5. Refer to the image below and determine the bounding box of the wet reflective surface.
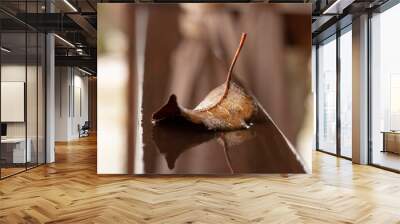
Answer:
[129,5,312,175]
[134,107,307,174]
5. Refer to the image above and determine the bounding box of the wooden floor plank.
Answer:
[0,135,400,223]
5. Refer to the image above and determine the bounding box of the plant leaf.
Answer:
[152,33,257,130]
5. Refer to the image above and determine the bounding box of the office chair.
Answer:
[79,121,90,138]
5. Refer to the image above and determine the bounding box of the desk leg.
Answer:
[382,133,386,152]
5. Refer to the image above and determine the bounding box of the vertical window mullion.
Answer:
[337,29,341,157]
[316,44,320,151]
[25,0,28,171]
[36,0,39,167]
[0,25,2,179]
[367,11,373,165]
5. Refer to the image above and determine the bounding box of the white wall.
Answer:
[1,65,27,142]
[1,63,46,164]
[55,67,89,141]
[1,65,37,137]
[72,73,89,138]
[55,67,69,141]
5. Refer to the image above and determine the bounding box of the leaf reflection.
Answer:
[152,117,255,171]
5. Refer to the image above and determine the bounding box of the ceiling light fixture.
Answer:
[323,0,354,15]
[54,34,75,48]
[76,48,85,56]
[78,67,93,76]
[1,47,11,53]
[63,0,78,12]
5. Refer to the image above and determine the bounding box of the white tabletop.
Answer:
[1,138,28,143]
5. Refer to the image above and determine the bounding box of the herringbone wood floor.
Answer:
[1,135,400,224]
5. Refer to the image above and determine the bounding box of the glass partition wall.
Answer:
[370,3,400,171]
[316,26,352,159]
[317,35,337,155]
[339,28,352,158]
[0,30,27,177]
[0,4,46,179]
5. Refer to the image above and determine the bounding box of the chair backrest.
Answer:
[82,121,90,129]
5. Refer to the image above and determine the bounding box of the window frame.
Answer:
[315,23,353,161]
[367,0,400,173]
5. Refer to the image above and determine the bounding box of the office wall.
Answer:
[72,73,89,138]
[55,67,89,141]
[0,3,48,178]
[1,65,25,139]
[1,64,40,139]
[55,67,70,141]
[1,61,46,173]
[88,77,97,132]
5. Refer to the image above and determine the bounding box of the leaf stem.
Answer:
[225,33,247,92]
[194,32,248,112]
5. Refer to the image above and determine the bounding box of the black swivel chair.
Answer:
[79,121,90,138]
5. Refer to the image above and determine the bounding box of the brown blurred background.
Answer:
[141,4,311,147]
[98,3,313,174]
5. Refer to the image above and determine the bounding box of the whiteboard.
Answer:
[1,82,25,122]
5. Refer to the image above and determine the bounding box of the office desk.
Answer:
[1,138,31,163]
[382,131,400,154]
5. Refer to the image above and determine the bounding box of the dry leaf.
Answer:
[152,33,257,131]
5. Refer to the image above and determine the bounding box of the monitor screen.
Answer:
[1,123,7,137]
